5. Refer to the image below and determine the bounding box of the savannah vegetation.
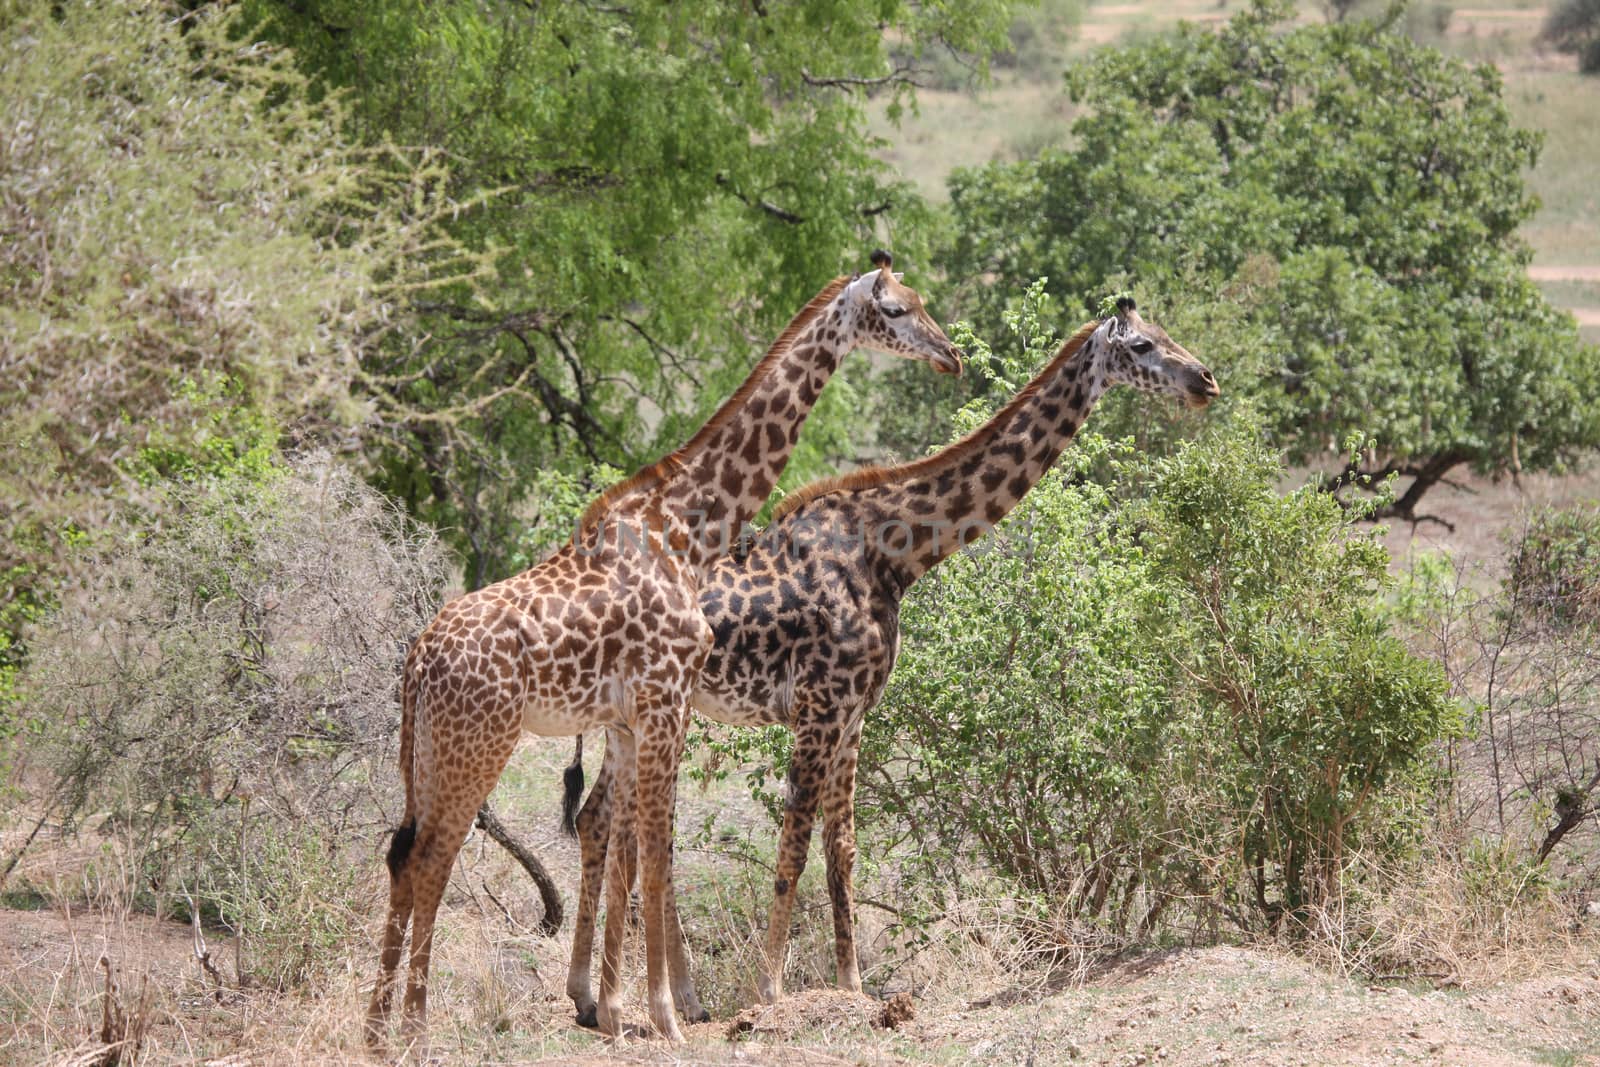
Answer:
[4,0,1600,1062]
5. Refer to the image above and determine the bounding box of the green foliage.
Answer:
[123,374,280,488]
[937,0,1600,518]
[861,414,1458,933]
[244,0,1019,583]
[503,463,626,573]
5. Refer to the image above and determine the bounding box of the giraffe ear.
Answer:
[893,272,904,282]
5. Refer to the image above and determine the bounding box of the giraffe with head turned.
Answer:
[561,298,1218,1021]
[364,253,962,1055]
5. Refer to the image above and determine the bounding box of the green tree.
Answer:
[937,0,1600,523]
[245,0,1018,584]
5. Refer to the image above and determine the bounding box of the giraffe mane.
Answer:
[770,317,1102,522]
[578,275,852,530]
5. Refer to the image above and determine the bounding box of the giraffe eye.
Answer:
[1131,340,1154,355]
[882,305,908,319]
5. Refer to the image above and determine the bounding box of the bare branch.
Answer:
[801,63,925,91]
[476,804,563,936]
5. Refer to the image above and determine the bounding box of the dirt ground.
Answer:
[4,899,1599,1066]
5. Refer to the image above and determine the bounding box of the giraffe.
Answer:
[364,253,962,1056]
[562,299,1217,1021]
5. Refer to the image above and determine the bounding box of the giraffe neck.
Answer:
[845,321,1110,585]
[580,279,855,574]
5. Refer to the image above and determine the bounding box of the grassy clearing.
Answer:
[868,75,1076,202]
[1508,71,1600,267]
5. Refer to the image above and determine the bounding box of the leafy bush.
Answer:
[860,417,1458,935]
[1507,503,1600,631]
[10,455,449,986]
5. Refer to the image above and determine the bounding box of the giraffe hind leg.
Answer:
[398,729,521,1060]
[365,818,417,1049]
[822,723,866,993]
[567,742,613,1029]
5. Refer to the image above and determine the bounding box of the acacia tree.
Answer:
[937,0,1600,523]
[246,0,1017,584]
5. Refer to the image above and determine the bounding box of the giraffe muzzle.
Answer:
[1185,366,1220,408]
[932,345,964,376]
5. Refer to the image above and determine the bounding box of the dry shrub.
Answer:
[1299,834,1590,987]
[8,454,449,989]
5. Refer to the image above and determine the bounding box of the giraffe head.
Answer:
[1100,297,1218,408]
[841,250,963,375]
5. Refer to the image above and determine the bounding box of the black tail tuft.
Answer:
[560,760,585,839]
[385,818,417,878]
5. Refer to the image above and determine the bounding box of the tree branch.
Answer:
[476,804,563,936]
[600,314,702,387]
[1536,763,1600,865]
[801,63,925,91]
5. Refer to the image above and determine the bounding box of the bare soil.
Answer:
[5,901,1600,1066]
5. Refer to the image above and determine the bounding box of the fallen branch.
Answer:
[476,804,563,936]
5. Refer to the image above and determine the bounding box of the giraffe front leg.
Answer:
[758,733,827,1003]
[821,721,865,994]
[664,873,709,1022]
[566,736,615,1029]
[597,731,637,1039]
[634,698,690,1043]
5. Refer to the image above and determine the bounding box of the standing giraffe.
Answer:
[365,253,962,1055]
[563,299,1217,1021]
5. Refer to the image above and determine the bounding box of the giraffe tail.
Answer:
[385,652,420,877]
[559,733,584,838]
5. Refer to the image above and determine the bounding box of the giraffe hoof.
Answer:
[576,1004,599,1030]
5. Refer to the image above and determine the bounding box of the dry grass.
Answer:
[8,730,1600,1065]
[1299,843,1596,989]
